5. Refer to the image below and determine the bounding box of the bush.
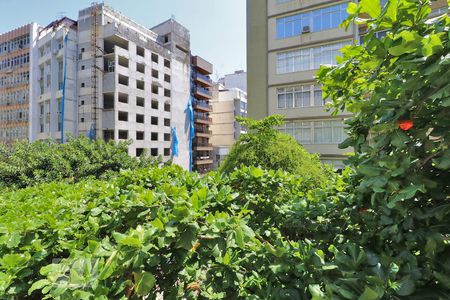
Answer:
[0,165,336,299]
[0,137,156,189]
[220,115,330,185]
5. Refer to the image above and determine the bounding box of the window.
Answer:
[80,117,85,123]
[164,103,170,112]
[103,130,114,142]
[151,116,158,125]
[136,148,144,157]
[136,80,145,90]
[279,119,347,144]
[164,133,170,141]
[136,114,144,123]
[164,89,171,97]
[151,53,158,63]
[136,45,145,57]
[150,148,158,156]
[136,63,145,73]
[136,97,145,107]
[164,148,170,156]
[164,74,171,83]
[81,65,85,70]
[151,100,158,109]
[118,93,128,104]
[136,131,144,140]
[277,85,311,108]
[276,3,348,39]
[152,69,158,78]
[164,59,170,68]
[164,118,170,127]
[151,132,158,141]
[118,130,128,139]
[152,84,159,94]
[118,74,129,86]
[276,41,351,74]
[81,82,85,88]
[118,111,128,121]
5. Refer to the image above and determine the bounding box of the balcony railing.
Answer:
[193,72,212,84]
[194,141,213,147]
[194,113,212,123]
[193,100,212,111]
[193,86,212,97]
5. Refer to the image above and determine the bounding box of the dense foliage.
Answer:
[315,0,450,297]
[0,165,340,299]
[0,138,155,189]
[219,115,329,185]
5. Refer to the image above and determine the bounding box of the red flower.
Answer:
[398,120,414,131]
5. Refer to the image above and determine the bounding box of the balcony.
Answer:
[193,86,212,100]
[194,113,212,125]
[194,140,213,151]
[193,100,212,112]
[193,72,212,87]
[191,55,213,75]
[194,158,213,165]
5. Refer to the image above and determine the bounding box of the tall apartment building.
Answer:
[191,55,214,173]
[0,23,39,143]
[76,4,190,166]
[210,84,247,168]
[247,0,448,168]
[30,18,78,142]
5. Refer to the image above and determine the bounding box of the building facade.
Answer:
[30,18,78,142]
[247,0,448,168]
[0,23,39,143]
[191,55,214,173]
[210,84,247,168]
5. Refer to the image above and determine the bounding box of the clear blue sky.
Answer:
[0,0,246,79]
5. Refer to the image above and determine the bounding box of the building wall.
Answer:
[247,0,268,120]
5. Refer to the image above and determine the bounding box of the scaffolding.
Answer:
[89,3,99,139]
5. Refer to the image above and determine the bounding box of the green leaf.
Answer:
[133,271,156,296]
[151,218,164,231]
[394,277,415,296]
[308,284,327,300]
[358,286,380,300]
[347,2,359,15]
[434,272,450,289]
[249,167,264,178]
[422,34,443,57]
[28,279,50,295]
[360,0,381,18]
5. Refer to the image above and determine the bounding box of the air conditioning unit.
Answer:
[302,26,311,33]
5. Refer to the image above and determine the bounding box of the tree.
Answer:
[219,115,330,185]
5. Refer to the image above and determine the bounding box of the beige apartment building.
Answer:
[247,0,448,167]
[210,84,247,168]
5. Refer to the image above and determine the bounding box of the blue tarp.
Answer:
[186,96,195,171]
[60,34,68,143]
[171,126,179,157]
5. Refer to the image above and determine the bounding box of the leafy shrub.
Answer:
[0,137,156,189]
[0,165,334,299]
[219,115,330,186]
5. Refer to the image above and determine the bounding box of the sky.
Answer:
[0,0,246,79]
